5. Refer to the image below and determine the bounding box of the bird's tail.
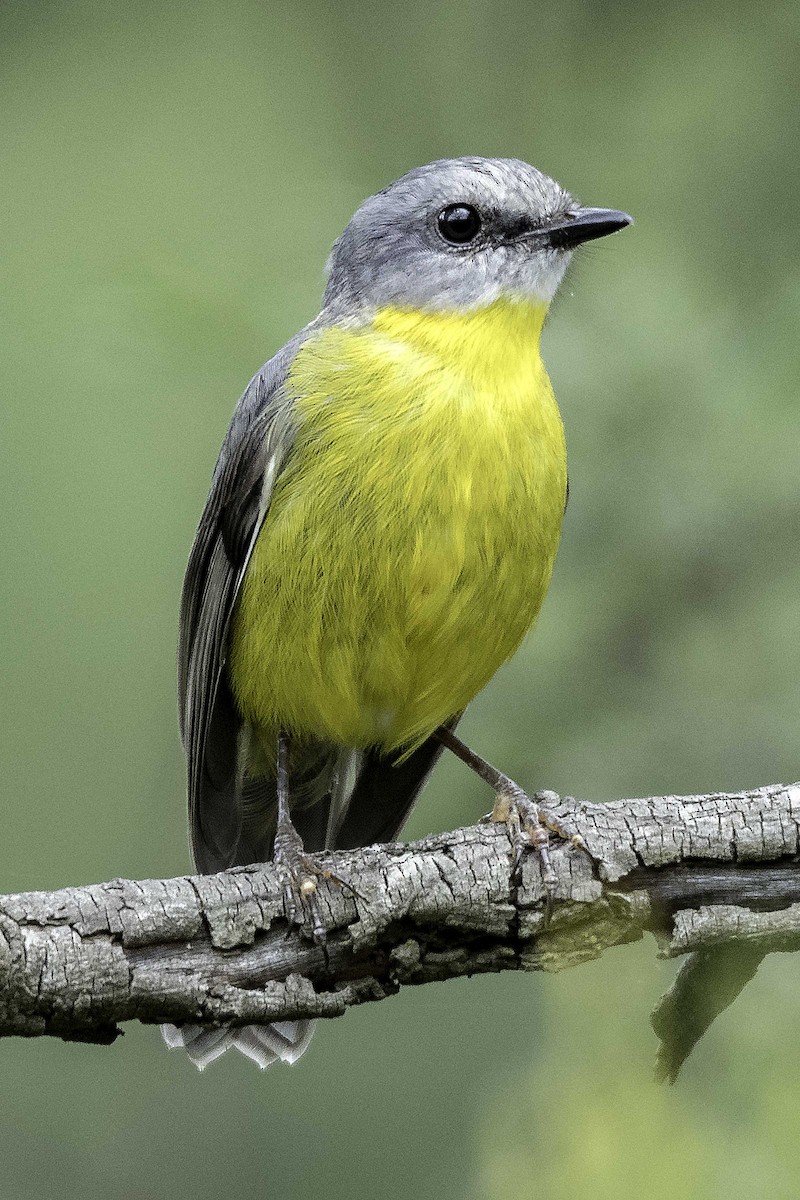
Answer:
[160,1020,315,1070]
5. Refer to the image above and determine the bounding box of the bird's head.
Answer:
[323,156,631,314]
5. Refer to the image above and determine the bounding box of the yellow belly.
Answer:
[229,298,566,752]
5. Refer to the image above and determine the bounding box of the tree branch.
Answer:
[1,782,798,1065]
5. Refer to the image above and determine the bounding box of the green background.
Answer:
[1,1,798,1197]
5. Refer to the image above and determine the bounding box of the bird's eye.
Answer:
[437,204,482,245]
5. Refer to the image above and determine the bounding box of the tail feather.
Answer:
[161,1020,315,1070]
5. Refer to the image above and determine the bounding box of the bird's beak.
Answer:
[544,207,633,249]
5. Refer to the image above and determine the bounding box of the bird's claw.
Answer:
[489,785,589,913]
[273,825,361,942]
[273,825,329,941]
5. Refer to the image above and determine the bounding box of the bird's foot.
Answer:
[272,824,362,942]
[433,726,591,908]
[272,824,340,942]
[486,785,589,903]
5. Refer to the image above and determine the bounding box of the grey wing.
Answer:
[179,346,299,874]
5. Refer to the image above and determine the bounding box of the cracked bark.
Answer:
[0,781,798,1076]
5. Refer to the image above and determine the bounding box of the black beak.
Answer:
[544,207,633,249]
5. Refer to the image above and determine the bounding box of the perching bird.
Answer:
[162,157,631,1069]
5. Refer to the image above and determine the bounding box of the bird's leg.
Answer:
[272,731,362,940]
[271,729,330,941]
[434,726,588,900]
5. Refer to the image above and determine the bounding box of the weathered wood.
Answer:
[0,782,796,1054]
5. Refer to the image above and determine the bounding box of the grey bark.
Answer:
[0,782,797,1068]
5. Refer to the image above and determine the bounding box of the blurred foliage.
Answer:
[0,0,798,1197]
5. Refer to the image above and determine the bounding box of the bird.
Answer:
[161,156,631,1069]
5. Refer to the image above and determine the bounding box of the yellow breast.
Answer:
[229,298,566,753]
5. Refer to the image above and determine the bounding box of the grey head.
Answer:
[323,156,631,315]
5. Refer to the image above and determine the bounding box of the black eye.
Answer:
[437,204,482,245]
